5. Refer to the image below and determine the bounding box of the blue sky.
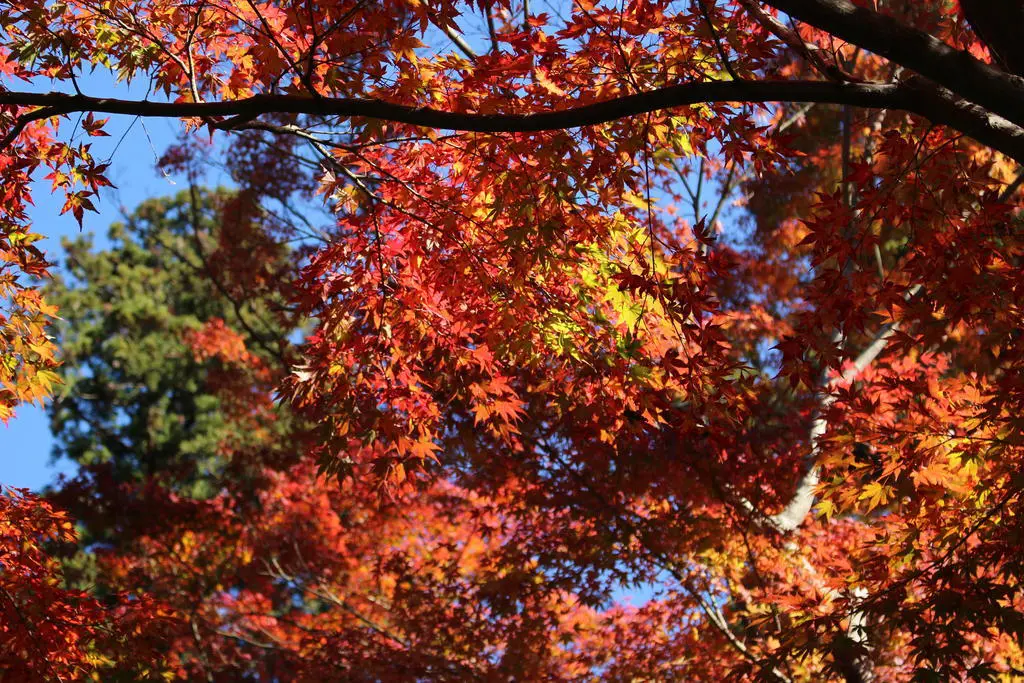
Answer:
[1,74,189,490]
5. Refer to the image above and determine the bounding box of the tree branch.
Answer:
[762,0,1024,127]
[735,0,840,80]
[768,307,910,532]
[961,0,1024,77]
[3,78,1024,161]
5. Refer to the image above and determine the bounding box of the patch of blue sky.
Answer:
[0,68,216,490]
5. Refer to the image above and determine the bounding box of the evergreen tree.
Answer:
[47,188,300,505]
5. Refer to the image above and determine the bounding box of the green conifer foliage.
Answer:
[47,189,299,503]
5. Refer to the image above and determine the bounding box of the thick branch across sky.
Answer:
[764,0,1024,126]
[3,78,1024,163]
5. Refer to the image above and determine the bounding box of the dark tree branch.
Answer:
[3,78,1024,162]
[762,0,1024,126]
[960,0,1024,77]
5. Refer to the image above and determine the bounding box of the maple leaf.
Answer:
[858,481,892,512]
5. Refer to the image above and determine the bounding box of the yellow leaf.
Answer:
[623,191,650,211]
[858,482,891,512]
[535,68,566,97]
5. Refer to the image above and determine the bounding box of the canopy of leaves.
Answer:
[0,0,1024,680]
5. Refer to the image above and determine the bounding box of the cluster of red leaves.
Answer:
[0,488,174,680]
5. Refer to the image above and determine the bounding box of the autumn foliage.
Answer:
[2,0,1024,680]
